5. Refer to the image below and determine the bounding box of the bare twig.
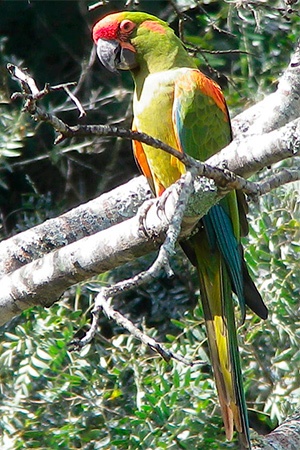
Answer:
[69,168,300,353]
[88,1,107,12]
[62,85,86,118]
[7,63,85,117]
[71,292,193,365]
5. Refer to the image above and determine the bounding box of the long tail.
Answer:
[197,249,250,447]
[183,201,264,449]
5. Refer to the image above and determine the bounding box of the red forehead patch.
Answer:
[92,13,124,43]
[140,20,167,35]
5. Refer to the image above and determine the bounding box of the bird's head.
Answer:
[92,12,176,73]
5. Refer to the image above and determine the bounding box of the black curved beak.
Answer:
[96,39,137,72]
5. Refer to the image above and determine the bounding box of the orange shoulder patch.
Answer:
[176,70,228,119]
[140,20,167,35]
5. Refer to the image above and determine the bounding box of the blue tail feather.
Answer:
[203,205,246,319]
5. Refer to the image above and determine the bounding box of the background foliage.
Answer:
[0,1,299,449]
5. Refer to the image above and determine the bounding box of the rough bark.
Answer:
[0,177,152,277]
[253,410,300,450]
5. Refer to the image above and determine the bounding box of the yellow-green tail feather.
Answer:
[189,228,251,449]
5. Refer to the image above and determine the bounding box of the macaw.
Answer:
[92,11,268,448]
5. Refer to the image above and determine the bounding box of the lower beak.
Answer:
[96,39,137,72]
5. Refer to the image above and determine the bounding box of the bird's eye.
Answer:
[119,20,136,34]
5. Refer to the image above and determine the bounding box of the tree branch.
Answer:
[253,409,300,450]
[75,291,193,365]
[0,177,153,277]
[0,207,158,326]
[0,147,236,327]
[208,117,300,177]
[0,173,211,326]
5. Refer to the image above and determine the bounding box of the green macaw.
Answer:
[92,11,268,448]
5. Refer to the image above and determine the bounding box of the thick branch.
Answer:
[1,163,297,286]
[208,118,300,177]
[0,213,158,326]
[0,176,217,326]
[1,162,299,326]
[0,177,152,277]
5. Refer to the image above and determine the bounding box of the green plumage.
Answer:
[93,11,268,449]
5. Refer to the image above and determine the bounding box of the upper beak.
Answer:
[96,39,137,72]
